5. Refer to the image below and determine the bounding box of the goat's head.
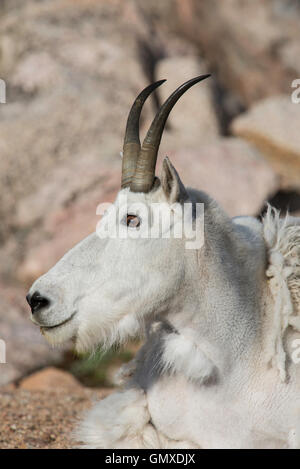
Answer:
[26,76,268,356]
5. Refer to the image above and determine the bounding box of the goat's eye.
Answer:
[126,214,141,228]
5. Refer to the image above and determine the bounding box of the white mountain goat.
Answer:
[27,76,300,449]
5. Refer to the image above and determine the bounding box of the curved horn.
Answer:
[130,74,211,193]
[121,80,166,189]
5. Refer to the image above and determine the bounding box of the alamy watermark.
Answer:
[96,195,204,249]
[0,79,6,104]
[291,339,300,365]
[0,339,6,364]
[291,79,300,103]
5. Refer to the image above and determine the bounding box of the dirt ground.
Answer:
[0,387,111,449]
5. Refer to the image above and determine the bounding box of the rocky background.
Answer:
[0,0,300,448]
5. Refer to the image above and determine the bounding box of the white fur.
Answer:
[75,388,151,448]
[161,332,216,383]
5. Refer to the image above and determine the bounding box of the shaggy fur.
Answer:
[263,206,300,381]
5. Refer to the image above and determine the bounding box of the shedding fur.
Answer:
[263,205,300,381]
[161,332,217,383]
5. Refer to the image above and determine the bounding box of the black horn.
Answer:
[121,80,166,189]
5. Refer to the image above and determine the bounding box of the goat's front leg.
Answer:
[76,387,158,448]
[76,386,199,449]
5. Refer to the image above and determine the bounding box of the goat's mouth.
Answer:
[40,312,77,332]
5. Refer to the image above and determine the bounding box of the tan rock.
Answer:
[16,154,120,229]
[154,0,299,107]
[12,52,63,93]
[279,40,300,76]
[155,56,219,155]
[17,165,120,286]
[158,137,278,217]
[231,95,300,190]
[0,0,148,244]
[19,367,82,392]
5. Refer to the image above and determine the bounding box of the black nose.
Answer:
[26,291,50,313]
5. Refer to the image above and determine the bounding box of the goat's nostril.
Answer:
[26,291,50,313]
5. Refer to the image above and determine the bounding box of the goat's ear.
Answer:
[160,157,189,204]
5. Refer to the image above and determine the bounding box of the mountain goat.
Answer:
[27,76,300,449]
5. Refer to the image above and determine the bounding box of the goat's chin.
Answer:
[40,318,78,346]
[74,311,144,354]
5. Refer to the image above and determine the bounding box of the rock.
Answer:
[16,154,120,230]
[231,95,300,190]
[158,137,279,216]
[140,0,300,107]
[19,367,83,392]
[155,56,219,155]
[0,0,149,247]
[0,283,63,387]
[279,40,300,76]
[17,164,120,286]
[0,387,112,449]
[12,52,62,93]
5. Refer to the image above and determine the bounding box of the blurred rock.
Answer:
[17,162,120,286]
[155,56,219,154]
[0,283,63,387]
[0,0,148,245]
[12,52,62,93]
[158,137,279,216]
[140,0,300,107]
[231,95,300,190]
[279,40,300,76]
[19,367,83,392]
[16,154,120,229]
